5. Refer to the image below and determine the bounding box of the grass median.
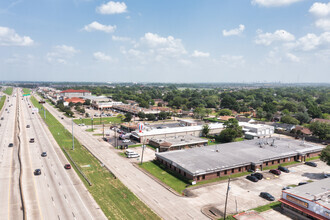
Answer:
[22,88,31,94]
[4,87,13,95]
[0,96,6,111]
[74,117,122,125]
[30,96,159,220]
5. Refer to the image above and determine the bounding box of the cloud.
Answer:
[191,50,210,58]
[96,1,127,14]
[220,55,245,67]
[315,19,330,31]
[222,24,245,37]
[290,32,330,51]
[83,21,116,33]
[309,2,330,17]
[0,26,33,46]
[255,29,295,46]
[286,53,300,62]
[112,35,131,41]
[251,0,303,7]
[93,52,114,62]
[47,45,79,64]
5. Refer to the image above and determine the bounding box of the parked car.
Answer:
[278,166,289,173]
[64,164,71,169]
[29,138,35,143]
[125,149,139,158]
[251,172,263,180]
[269,169,281,175]
[26,125,30,128]
[282,186,293,190]
[1,117,4,120]
[8,143,14,147]
[305,162,317,167]
[122,139,130,143]
[246,175,259,182]
[34,169,41,175]
[41,152,47,157]
[298,182,308,186]
[323,173,330,178]
[260,192,275,201]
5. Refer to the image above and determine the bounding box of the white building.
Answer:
[60,89,91,98]
[239,122,274,139]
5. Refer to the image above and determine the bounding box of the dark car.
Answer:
[298,182,308,186]
[278,166,289,173]
[29,138,35,143]
[269,169,281,175]
[64,164,71,169]
[251,172,263,180]
[26,125,30,128]
[8,143,14,147]
[282,186,293,190]
[246,175,259,182]
[260,192,275,201]
[41,152,47,157]
[305,162,317,167]
[34,169,41,175]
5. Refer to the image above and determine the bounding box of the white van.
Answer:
[125,149,139,158]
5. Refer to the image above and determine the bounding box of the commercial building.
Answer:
[149,136,208,152]
[156,138,323,182]
[60,89,91,98]
[240,122,275,139]
[280,178,330,220]
[64,97,85,104]
[112,104,160,115]
[131,123,224,143]
[178,119,198,126]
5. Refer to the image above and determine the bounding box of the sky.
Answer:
[0,0,330,83]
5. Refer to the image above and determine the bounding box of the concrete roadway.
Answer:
[0,90,23,219]
[21,95,106,220]
[36,95,208,220]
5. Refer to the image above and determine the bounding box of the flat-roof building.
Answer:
[149,136,208,152]
[240,122,275,139]
[156,138,323,182]
[60,89,91,98]
[280,178,330,220]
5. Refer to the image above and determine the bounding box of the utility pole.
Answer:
[44,107,46,119]
[72,118,74,150]
[140,140,146,165]
[223,178,231,219]
[102,122,105,139]
[91,117,94,131]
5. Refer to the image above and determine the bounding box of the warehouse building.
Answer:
[240,122,274,139]
[280,178,330,220]
[60,89,91,98]
[156,138,323,182]
[149,135,208,152]
[131,123,224,143]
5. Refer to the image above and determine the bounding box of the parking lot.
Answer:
[189,161,330,217]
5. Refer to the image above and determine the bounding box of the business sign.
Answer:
[32,108,39,113]
[287,195,309,208]
[23,94,30,96]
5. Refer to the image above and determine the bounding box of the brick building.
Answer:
[156,138,323,182]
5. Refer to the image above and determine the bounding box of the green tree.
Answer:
[202,124,210,137]
[146,114,156,121]
[138,111,146,120]
[158,111,168,120]
[295,112,310,124]
[320,145,330,166]
[217,109,232,116]
[309,122,330,140]
[117,114,125,121]
[124,113,132,122]
[84,99,91,105]
[281,115,300,125]
[216,129,238,143]
[205,109,212,117]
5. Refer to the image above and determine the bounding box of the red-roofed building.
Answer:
[65,97,85,104]
[60,89,91,98]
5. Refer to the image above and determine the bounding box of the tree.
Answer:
[138,111,146,120]
[307,104,322,118]
[281,115,300,125]
[124,113,132,122]
[295,112,310,124]
[193,107,206,119]
[309,122,330,140]
[320,145,330,166]
[202,124,210,137]
[117,114,125,121]
[216,118,243,143]
[84,99,91,105]
[68,102,74,107]
[158,111,168,120]
[217,109,232,116]
[146,114,156,121]
[205,108,212,117]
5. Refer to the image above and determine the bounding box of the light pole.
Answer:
[91,117,94,131]
[223,178,231,219]
[102,122,105,139]
[140,140,146,165]
[72,118,74,150]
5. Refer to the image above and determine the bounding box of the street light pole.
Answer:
[223,177,231,219]
[102,122,105,139]
[140,140,146,165]
[72,118,74,150]
[91,117,94,131]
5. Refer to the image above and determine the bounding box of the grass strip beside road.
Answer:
[305,156,320,162]
[30,96,159,220]
[251,201,281,212]
[4,87,13,95]
[22,88,31,94]
[0,96,6,111]
[74,117,122,125]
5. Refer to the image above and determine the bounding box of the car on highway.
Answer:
[269,169,281,175]
[34,169,41,175]
[29,138,35,143]
[305,161,317,167]
[26,125,30,128]
[1,117,3,120]
[32,112,34,114]
[8,143,14,147]
[323,173,330,178]
[246,175,259,182]
[298,182,308,186]
[41,152,47,157]
[278,166,290,173]
[251,172,263,180]
[64,164,71,169]
[260,192,275,201]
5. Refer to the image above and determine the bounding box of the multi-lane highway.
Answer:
[0,89,106,220]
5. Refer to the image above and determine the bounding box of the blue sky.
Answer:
[1,0,330,83]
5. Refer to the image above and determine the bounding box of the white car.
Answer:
[122,139,130,143]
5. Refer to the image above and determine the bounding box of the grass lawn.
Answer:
[3,87,13,95]
[262,160,300,171]
[85,128,96,132]
[139,160,191,193]
[201,137,221,145]
[193,171,252,187]
[0,96,6,111]
[305,156,320,162]
[22,88,31,94]
[251,201,281,212]
[30,96,159,220]
[73,117,122,125]
[234,137,244,142]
